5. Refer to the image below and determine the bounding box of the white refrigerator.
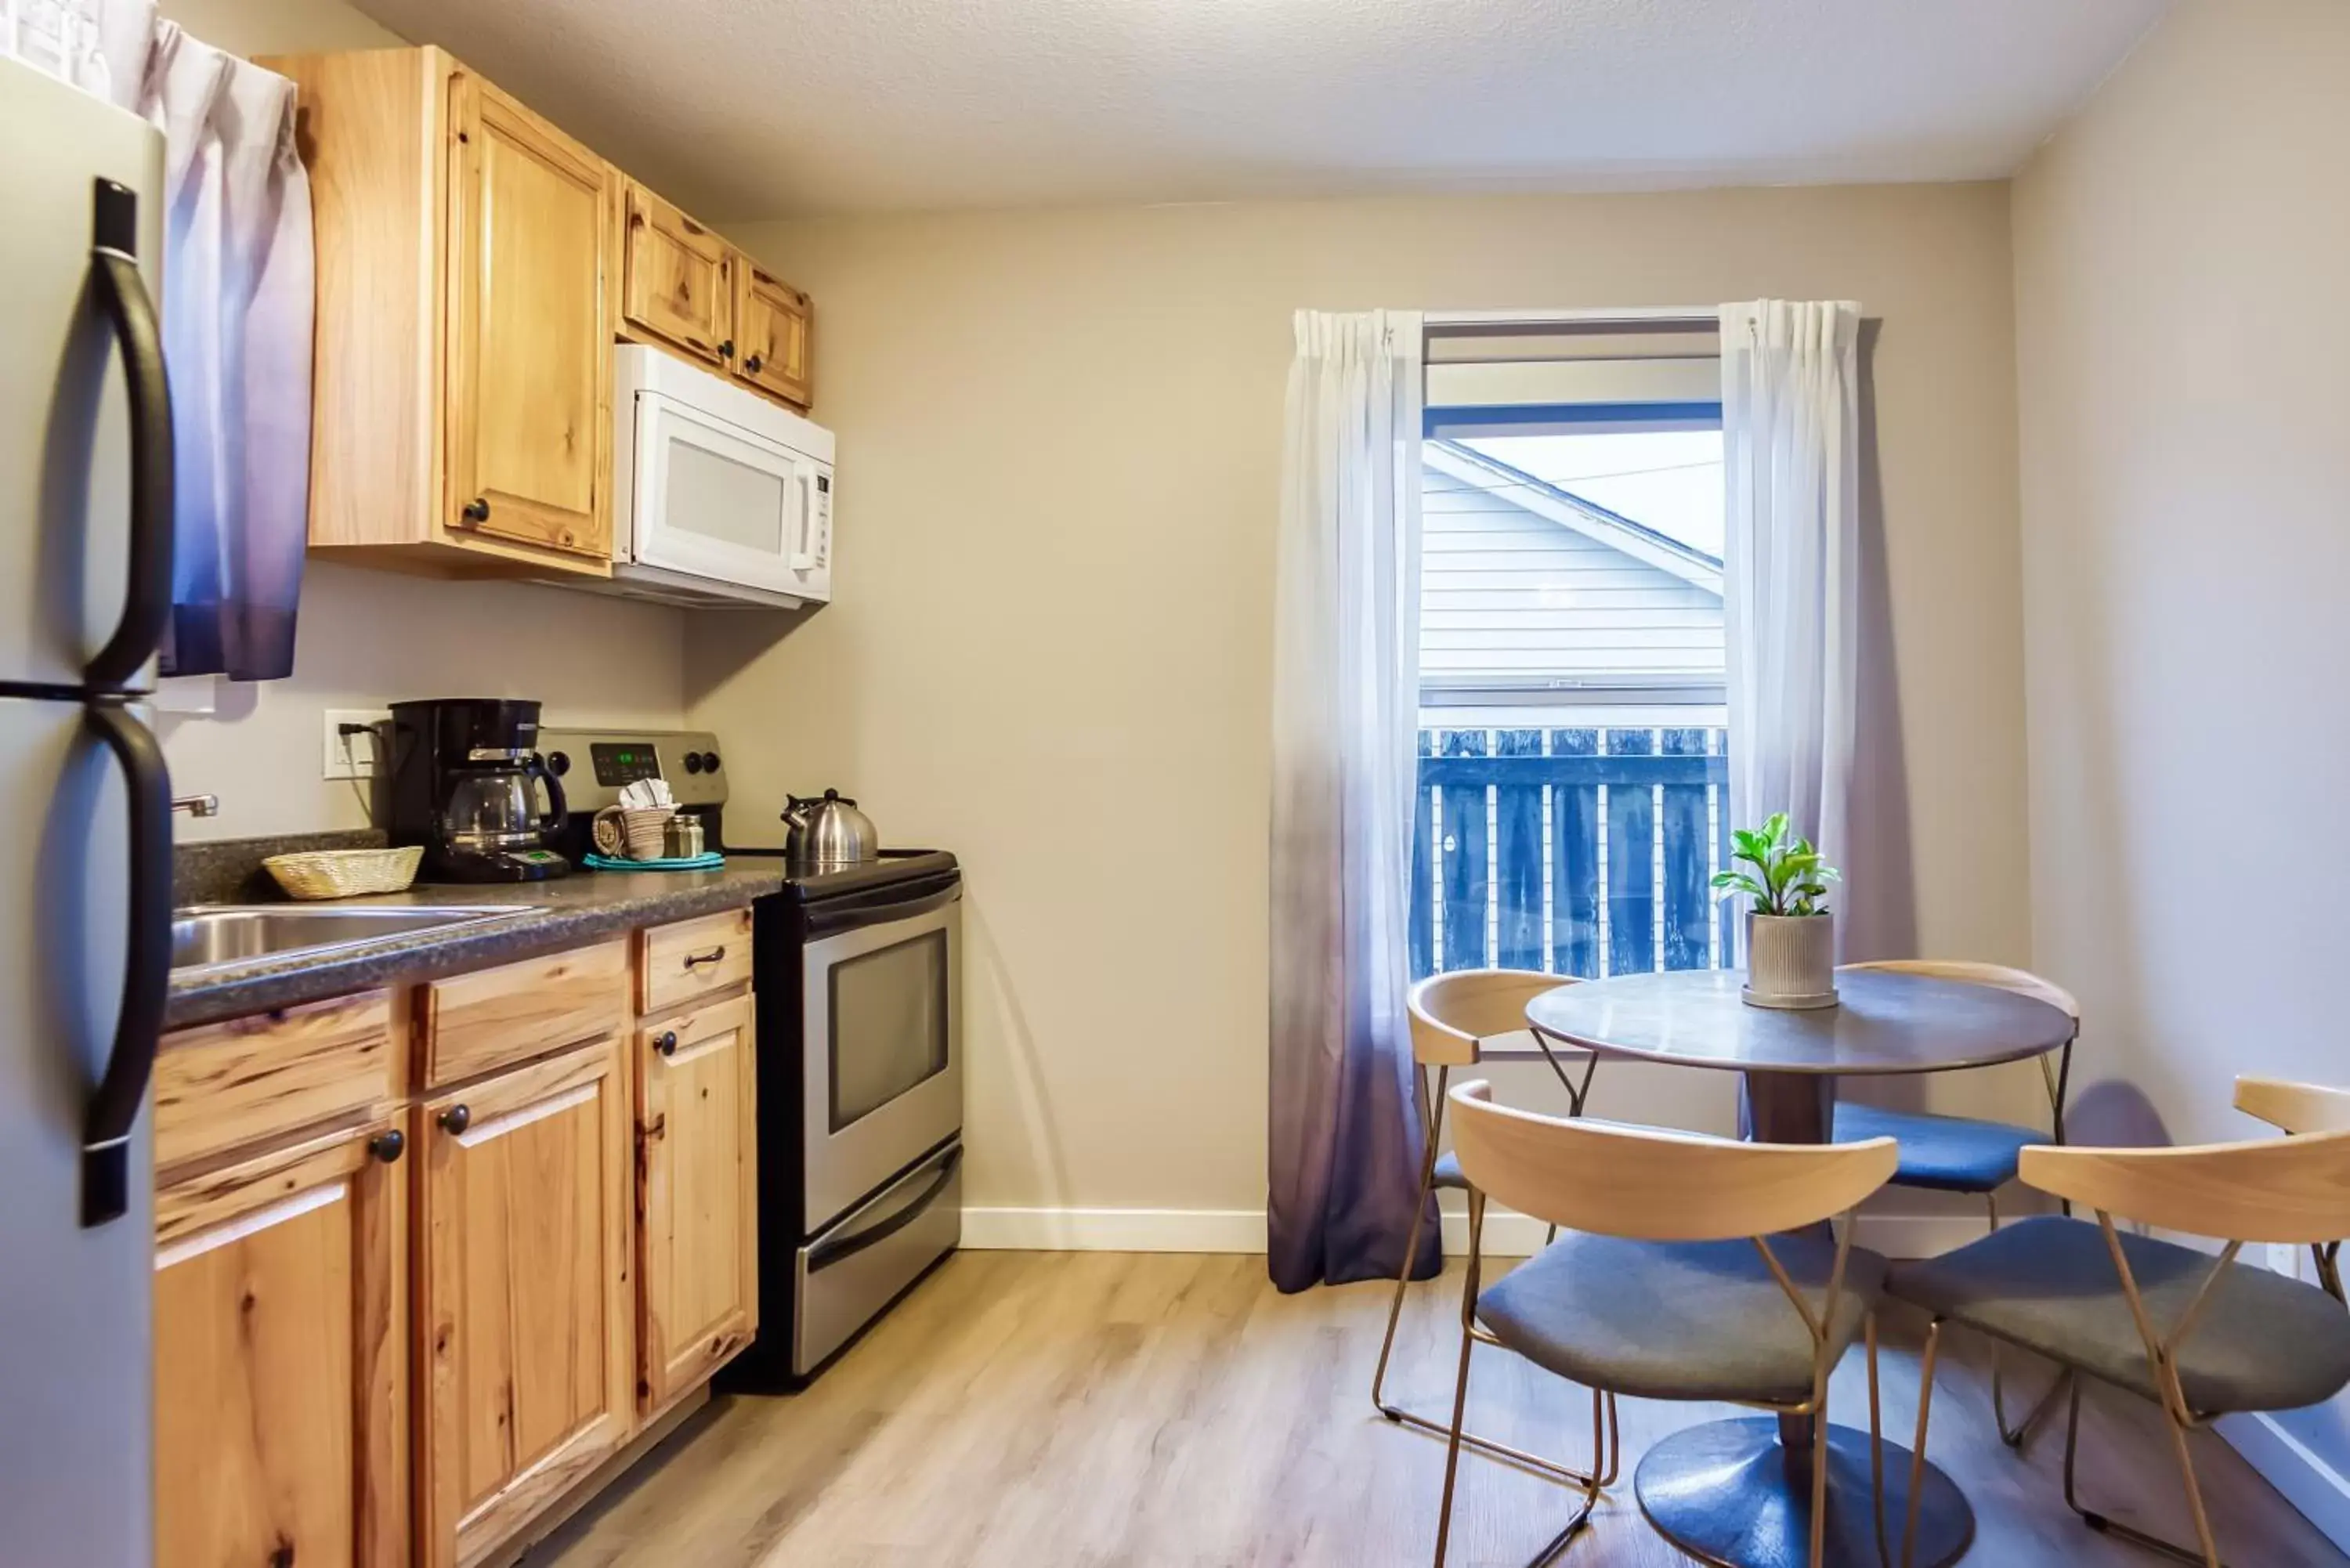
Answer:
[0,53,175,1568]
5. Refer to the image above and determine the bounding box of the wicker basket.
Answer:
[262,845,425,901]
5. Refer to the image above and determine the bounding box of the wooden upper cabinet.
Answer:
[262,47,615,579]
[636,995,758,1411]
[446,72,613,561]
[733,262,813,408]
[155,1117,409,1568]
[620,180,734,367]
[418,1038,632,1568]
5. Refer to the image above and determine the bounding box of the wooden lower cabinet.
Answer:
[154,1116,410,1568]
[419,1038,634,1568]
[636,994,759,1411]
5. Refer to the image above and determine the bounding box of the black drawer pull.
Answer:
[682,946,726,970]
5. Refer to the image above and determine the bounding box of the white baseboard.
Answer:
[960,1207,1976,1260]
[2218,1411,2350,1556]
[960,1207,1267,1252]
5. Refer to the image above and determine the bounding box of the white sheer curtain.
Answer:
[1719,300,1862,954]
[1267,309,1435,1292]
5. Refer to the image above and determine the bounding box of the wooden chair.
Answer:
[1833,959,2081,1443]
[1435,1079,1899,1567]
[2235,1075,2350,1302]
[1881,1077,2350,1566]
[1372,970,1617,1490]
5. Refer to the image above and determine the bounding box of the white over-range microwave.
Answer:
[598,344,835,609]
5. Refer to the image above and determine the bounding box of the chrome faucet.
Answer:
[170,793,219,818]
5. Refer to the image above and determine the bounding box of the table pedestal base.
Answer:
[1635,1416,1972,1568]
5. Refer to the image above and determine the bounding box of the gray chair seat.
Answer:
[1833,1102,2039,1193]
[1431,1151,1468,1191]
[1886,1216,2350,1414]
[1475,1230,1887,1406]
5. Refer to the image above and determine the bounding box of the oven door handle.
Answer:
[805,1145,963,1274]
[802,880,960,940]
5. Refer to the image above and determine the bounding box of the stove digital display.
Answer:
[589,742,665,787]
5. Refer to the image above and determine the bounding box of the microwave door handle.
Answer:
[789,468,815,571]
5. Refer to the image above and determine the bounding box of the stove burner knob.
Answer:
[701,751,721,772]
[545,750,570,776]
[683,753,704,775]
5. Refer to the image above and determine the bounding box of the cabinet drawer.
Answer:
[154,991,394,1172]
[638,908,753,1015]
[423,939,628,1087]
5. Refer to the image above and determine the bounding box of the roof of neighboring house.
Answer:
[1424,439,1722,594]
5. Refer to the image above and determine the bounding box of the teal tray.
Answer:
[582,851,726,873]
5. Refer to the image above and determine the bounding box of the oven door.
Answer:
[801,882,960,1231]
[630,390,830,600]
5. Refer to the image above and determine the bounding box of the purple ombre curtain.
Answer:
[1267,310,1440,1291]
[137,18,313,680]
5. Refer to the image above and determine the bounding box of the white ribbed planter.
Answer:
[1744,912,1838,1010]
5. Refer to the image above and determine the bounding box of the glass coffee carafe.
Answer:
[440,761,566,856]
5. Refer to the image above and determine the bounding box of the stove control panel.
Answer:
[536,728,728,811]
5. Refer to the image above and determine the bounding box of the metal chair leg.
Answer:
[2061,1378,2228,1566]
[1900,1317,1944,1568]
[1981,1193,2071,1450]
[1376,1067,1615,1491]
[1430,1198,1480,1568]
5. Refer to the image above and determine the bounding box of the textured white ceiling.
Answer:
[354,0,2169,219]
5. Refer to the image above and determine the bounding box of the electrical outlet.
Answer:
[323,709,392,780]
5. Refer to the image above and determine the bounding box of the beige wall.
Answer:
[700,186,2035,1221]
[2012,0,2350,1512]
[154,0,693,844]
[2014,0,2350,1148]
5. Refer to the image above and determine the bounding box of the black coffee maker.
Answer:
[386,699,572,883]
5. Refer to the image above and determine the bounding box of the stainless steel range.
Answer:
[538,727,963,1389]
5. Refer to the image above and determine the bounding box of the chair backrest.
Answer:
[1408,969,1580,1067]
[2235,1076,2350,1136]
[2020,1130,2350,1246]
[1447,1080,1897,1241]
[1840,959,2079,1020]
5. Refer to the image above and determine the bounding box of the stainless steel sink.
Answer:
[170,905,537,977]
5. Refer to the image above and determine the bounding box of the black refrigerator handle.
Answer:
[84,179,175,692]
[81,700,172,1227]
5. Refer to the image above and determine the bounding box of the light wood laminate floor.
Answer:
[528,1252,2346,1567]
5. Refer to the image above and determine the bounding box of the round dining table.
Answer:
[1523,966,2077,1568]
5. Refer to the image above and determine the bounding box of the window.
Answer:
[1410,321,1732,981]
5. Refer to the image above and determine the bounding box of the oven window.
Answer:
[829,930,950,1131]
[663,435,790,553]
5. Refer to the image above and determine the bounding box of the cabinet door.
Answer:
[445,71,613,560]
[732,262,812,408]
[419,1039,632,1568]
[621,182,733,367]
[155,1118,409,1568]
[637,994,758,1411]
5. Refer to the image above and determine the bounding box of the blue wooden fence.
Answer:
[1409,726,1733,981]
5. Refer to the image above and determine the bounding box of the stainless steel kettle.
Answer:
[782,789,879,868]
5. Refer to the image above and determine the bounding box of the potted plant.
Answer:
[1712,812,1842,1009]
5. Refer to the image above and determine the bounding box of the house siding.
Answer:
[1421,470,1723,683]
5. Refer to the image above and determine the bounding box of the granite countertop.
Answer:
[165,864,787,1031]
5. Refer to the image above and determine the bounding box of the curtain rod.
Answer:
[1424,308,1720,334]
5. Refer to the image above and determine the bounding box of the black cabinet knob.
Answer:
[718,339,735,359]
[656,1031,678,1057]
[368,1129,406,1164]
[439,1104,472,1134]
[461,497,490,524]
[744,353,764,374]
